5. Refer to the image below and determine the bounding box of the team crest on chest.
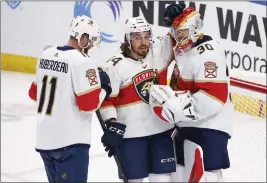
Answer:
[204,61,218,78]
[132,69,158,104]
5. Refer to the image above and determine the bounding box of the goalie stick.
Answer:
[96,110,129,183]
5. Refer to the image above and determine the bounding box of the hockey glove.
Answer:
[149,85,196,124]
[163,3,186,26]
[97,68,112,99]
[101,121,126,157]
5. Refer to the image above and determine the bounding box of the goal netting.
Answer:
[230,70,266,119]
[225,70,266,181]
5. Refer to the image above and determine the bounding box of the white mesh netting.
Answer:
[230,70,266,119]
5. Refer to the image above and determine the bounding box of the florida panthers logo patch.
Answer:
[204,61,217,78]
[86,69,98,86]
[132,70,158,104]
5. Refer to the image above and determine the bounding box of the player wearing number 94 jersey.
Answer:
[28,15,112,183]
[99,16,179,182]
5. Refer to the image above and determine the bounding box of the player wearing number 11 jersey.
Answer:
[28,15,111,183]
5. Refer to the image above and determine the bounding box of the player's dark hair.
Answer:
[120,35,131,55]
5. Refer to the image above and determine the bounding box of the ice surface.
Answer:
[1,71,266,182]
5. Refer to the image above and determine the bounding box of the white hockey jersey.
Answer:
[100,36,175,138]
[28,45,106,150]
[170,36,234,136]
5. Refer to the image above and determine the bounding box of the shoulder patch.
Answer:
[86,69,98,86]
[204,61,218,78]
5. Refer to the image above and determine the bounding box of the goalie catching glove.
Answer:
[149,85,196,124]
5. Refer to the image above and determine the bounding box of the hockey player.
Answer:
[99,17,178,182]
[28,15,112,183]
[149,5,234,182]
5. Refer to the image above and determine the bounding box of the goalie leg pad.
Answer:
[174,127,231,170]
[172,134,226,182]
[204,169,224,182]
[171,166,225,182]
[184,139,205,182]
[171,139,205,182]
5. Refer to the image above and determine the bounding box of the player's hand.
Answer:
[97,68,112,99]
[149,85,196,123]
[163,3,186,26]
[101,121,126,157]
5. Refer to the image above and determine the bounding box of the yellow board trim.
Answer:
[1,53,38,74]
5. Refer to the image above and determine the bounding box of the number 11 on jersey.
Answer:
[37,75,58,116]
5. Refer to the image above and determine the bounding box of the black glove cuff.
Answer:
[106,121,126,136]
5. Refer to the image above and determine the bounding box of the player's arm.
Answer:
[71,60,107,112]
[190,45,229,121]
[99,58,122,122]
[154,3,185,64]
[28,58,40,101]
[29,80,37,101]
[99,58,126,158]
[152,34,176,67]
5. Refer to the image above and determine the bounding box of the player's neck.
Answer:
[66,39,82,52]
[129,51,144,61]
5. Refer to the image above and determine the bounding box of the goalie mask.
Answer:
[170,7,203,55]
[70,15,101,49]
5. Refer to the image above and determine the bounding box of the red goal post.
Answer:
[230,70,266,119]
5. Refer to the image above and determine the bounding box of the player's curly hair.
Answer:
[120,35,131,55]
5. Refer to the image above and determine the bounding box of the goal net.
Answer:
[230,70,266,119]
[226,70,266,182]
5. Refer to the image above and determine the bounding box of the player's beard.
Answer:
[132,45,149,57]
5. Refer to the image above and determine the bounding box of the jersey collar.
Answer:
[57,45,75,51]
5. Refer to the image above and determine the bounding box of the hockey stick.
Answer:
[95,110,129,183]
